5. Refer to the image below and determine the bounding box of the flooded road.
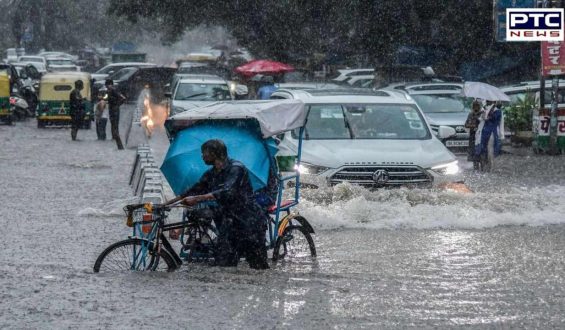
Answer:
[1,107,565,329]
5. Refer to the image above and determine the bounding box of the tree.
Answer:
[107,0,537,72]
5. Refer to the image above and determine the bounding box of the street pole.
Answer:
[548,0,561,154]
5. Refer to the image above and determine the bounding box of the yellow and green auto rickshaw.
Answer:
[0,72,12,125]
[36,72,93,128]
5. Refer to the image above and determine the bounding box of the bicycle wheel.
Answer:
[93,238,176,273]
[273,225,316,261]
[181,224,217,263]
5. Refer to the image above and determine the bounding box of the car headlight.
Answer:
[295,162,329,175]
[431,161,460,175]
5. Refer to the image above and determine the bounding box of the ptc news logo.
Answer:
[507,8,564,42]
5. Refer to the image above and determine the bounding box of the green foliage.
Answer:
[504,93,535,134]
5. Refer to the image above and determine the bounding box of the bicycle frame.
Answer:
[131,206,185,269]
[268,126,305,247]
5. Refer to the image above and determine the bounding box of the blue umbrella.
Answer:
[161,121,278,195]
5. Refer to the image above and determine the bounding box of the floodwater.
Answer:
[1,106,565,329]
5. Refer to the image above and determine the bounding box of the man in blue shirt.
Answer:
[257,75,277,100]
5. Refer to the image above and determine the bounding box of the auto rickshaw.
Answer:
[0,72,11,125]
[36,72,93,128]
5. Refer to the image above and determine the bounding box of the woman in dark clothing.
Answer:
[465,100,482,169]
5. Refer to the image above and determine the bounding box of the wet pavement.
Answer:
[1,106,565,329]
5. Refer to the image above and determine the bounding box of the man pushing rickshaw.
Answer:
[94,100,316,273]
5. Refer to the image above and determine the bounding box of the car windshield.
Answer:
[174,83,231,101]
[411,94,468,113]
[299,103,430,140]
[108,67,137,80]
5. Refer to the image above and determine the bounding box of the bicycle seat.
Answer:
[267,200,295,214]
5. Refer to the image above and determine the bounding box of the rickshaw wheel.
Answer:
[273,225,316,261]
[93,238,176,273]
[37,120,45,128]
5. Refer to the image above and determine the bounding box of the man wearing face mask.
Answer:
[166,139,269,269]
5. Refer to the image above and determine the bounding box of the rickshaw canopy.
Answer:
[165,100,307,139]
[39,72,92,101]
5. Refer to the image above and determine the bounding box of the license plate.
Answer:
[446,140,469,147]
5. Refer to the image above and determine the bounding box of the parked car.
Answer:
[177,62,214,74]
[345,74,375,88]
[275,82,342,90]
[101,67,176,101]
[4,48,18,63]
[38,51,77,62]
[382,83,469,152]
[18,56,47,69]
[499,80,565,104]
[91,62,156,82]
[269,88,462,188]
[45,57,79,72]
[16,60,47,74]
[170,75,233,115]
[332,68,374,82]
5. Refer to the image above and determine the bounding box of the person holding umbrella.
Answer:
[475,100,504,171]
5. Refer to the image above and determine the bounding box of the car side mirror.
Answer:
[108,70,114,75]
[437,126,456,139]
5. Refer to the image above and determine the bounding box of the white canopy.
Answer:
[167,100,307,138]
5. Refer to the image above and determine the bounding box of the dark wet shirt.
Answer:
[465,111,481,132]
[69,89,84,117]
[106,86,124,112]
[182,159,267,231]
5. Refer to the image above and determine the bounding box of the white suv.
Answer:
[170,75,233,115]
[270,89,463,188]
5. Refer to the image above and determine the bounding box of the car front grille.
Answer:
[329,166,432,187]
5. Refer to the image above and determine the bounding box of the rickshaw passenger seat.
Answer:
[267,200,296,214]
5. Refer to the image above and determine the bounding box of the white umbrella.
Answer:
[461,81,510,102]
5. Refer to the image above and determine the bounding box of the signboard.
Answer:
[542,41,565,75]
[494,0,537,42]
[506,8,564,41]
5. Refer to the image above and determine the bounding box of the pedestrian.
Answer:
[69,80,85,141]
[94,93,109,140]
[475,100,504,171]
[257,76,277,100]
[166,139,270,270]
[105,79,126,150]
[465,100,482,169]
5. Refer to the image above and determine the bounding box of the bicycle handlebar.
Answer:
[123,200,186,213]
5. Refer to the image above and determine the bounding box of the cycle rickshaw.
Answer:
[93,100,316,272]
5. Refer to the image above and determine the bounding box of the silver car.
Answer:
[389,83,470,152]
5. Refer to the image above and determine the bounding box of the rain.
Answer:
[1,0,565,329]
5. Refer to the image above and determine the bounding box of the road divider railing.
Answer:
[130,144,166,204]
